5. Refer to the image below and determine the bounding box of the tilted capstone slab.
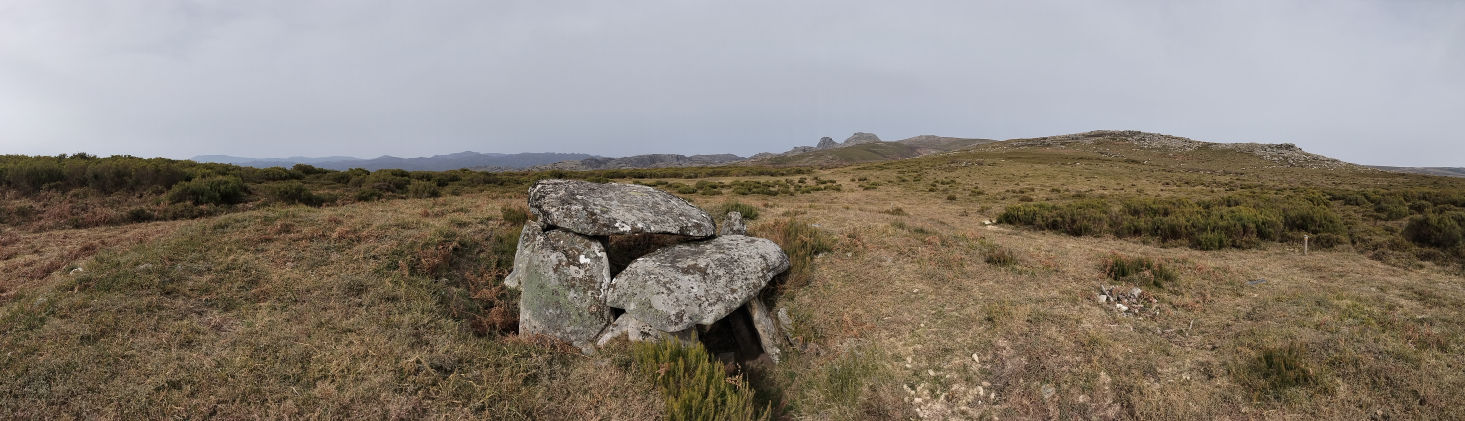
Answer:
[605,235,791,332]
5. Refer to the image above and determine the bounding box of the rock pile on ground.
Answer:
[503,179,792,363]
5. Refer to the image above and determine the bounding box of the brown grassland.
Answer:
[3,134,1465,419]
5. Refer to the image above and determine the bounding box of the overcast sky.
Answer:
[1,1,1462,166]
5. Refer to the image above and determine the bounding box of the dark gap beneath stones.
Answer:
[604,233,698,277]
[698,305,766,366]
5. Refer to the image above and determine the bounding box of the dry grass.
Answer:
[4,139,1465,419]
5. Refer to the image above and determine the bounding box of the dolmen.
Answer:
[503,179,792,363]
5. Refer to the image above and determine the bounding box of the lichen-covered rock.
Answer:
[528,179,715,237]
[594,314,698,348]
[515,227,613,351]
[719,211,746,236]
[605,235,790,332]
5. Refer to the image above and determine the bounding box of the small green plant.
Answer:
[1243,343,1317,399]
[712,201,761,221]
[632,340,767,421]
[879,207,908,216]
[982,243,1019,267]
[269,181,326,206]
[1102,254,1177,290]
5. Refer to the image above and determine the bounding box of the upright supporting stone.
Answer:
[515,228,613,352]
[745,297,784,363]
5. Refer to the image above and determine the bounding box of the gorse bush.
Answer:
[1403,211,1465,250]
[165,176,248,205]
[632,340,767,421]
[1102,254,1177,290]
[269,181,326,206]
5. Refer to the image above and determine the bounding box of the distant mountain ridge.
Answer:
[533,154,744,171]
[193,151,594,171]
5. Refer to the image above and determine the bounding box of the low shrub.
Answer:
[632,340,767,421]
[712,201,761,221]
[1403,211,1465,249]
[407,180,441,198]
[755,218,834,291]
[165,176,248,205]
[269,181,326,206]
[983,244,1018,267]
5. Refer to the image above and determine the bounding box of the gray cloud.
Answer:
[1,0,1461,165]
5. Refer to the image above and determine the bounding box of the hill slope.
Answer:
[6,131,1465,419]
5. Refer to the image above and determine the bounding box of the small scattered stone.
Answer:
[69,267,83,275]
[719,211,747,235]
[1116,303,1129,312]
[1041,384,1056,400]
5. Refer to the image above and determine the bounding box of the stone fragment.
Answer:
[606,235,790,332]
[527,179,715,237]
[502,220,545,289]
[515,228,613,351]
[594,314,698,348]
[719,211,747,236]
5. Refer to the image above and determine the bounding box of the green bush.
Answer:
[165,176,248,205]
[407,180,441,198]
[1102,254,1177,290]
[1403,211,1465,249]
[632,340,767,421]
[269,181,326,206]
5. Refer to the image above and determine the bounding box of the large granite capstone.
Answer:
[605,235,791,332]
[513,226,613,351]
[528,179,715,237]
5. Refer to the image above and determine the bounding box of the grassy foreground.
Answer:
[4,136,1465,419]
